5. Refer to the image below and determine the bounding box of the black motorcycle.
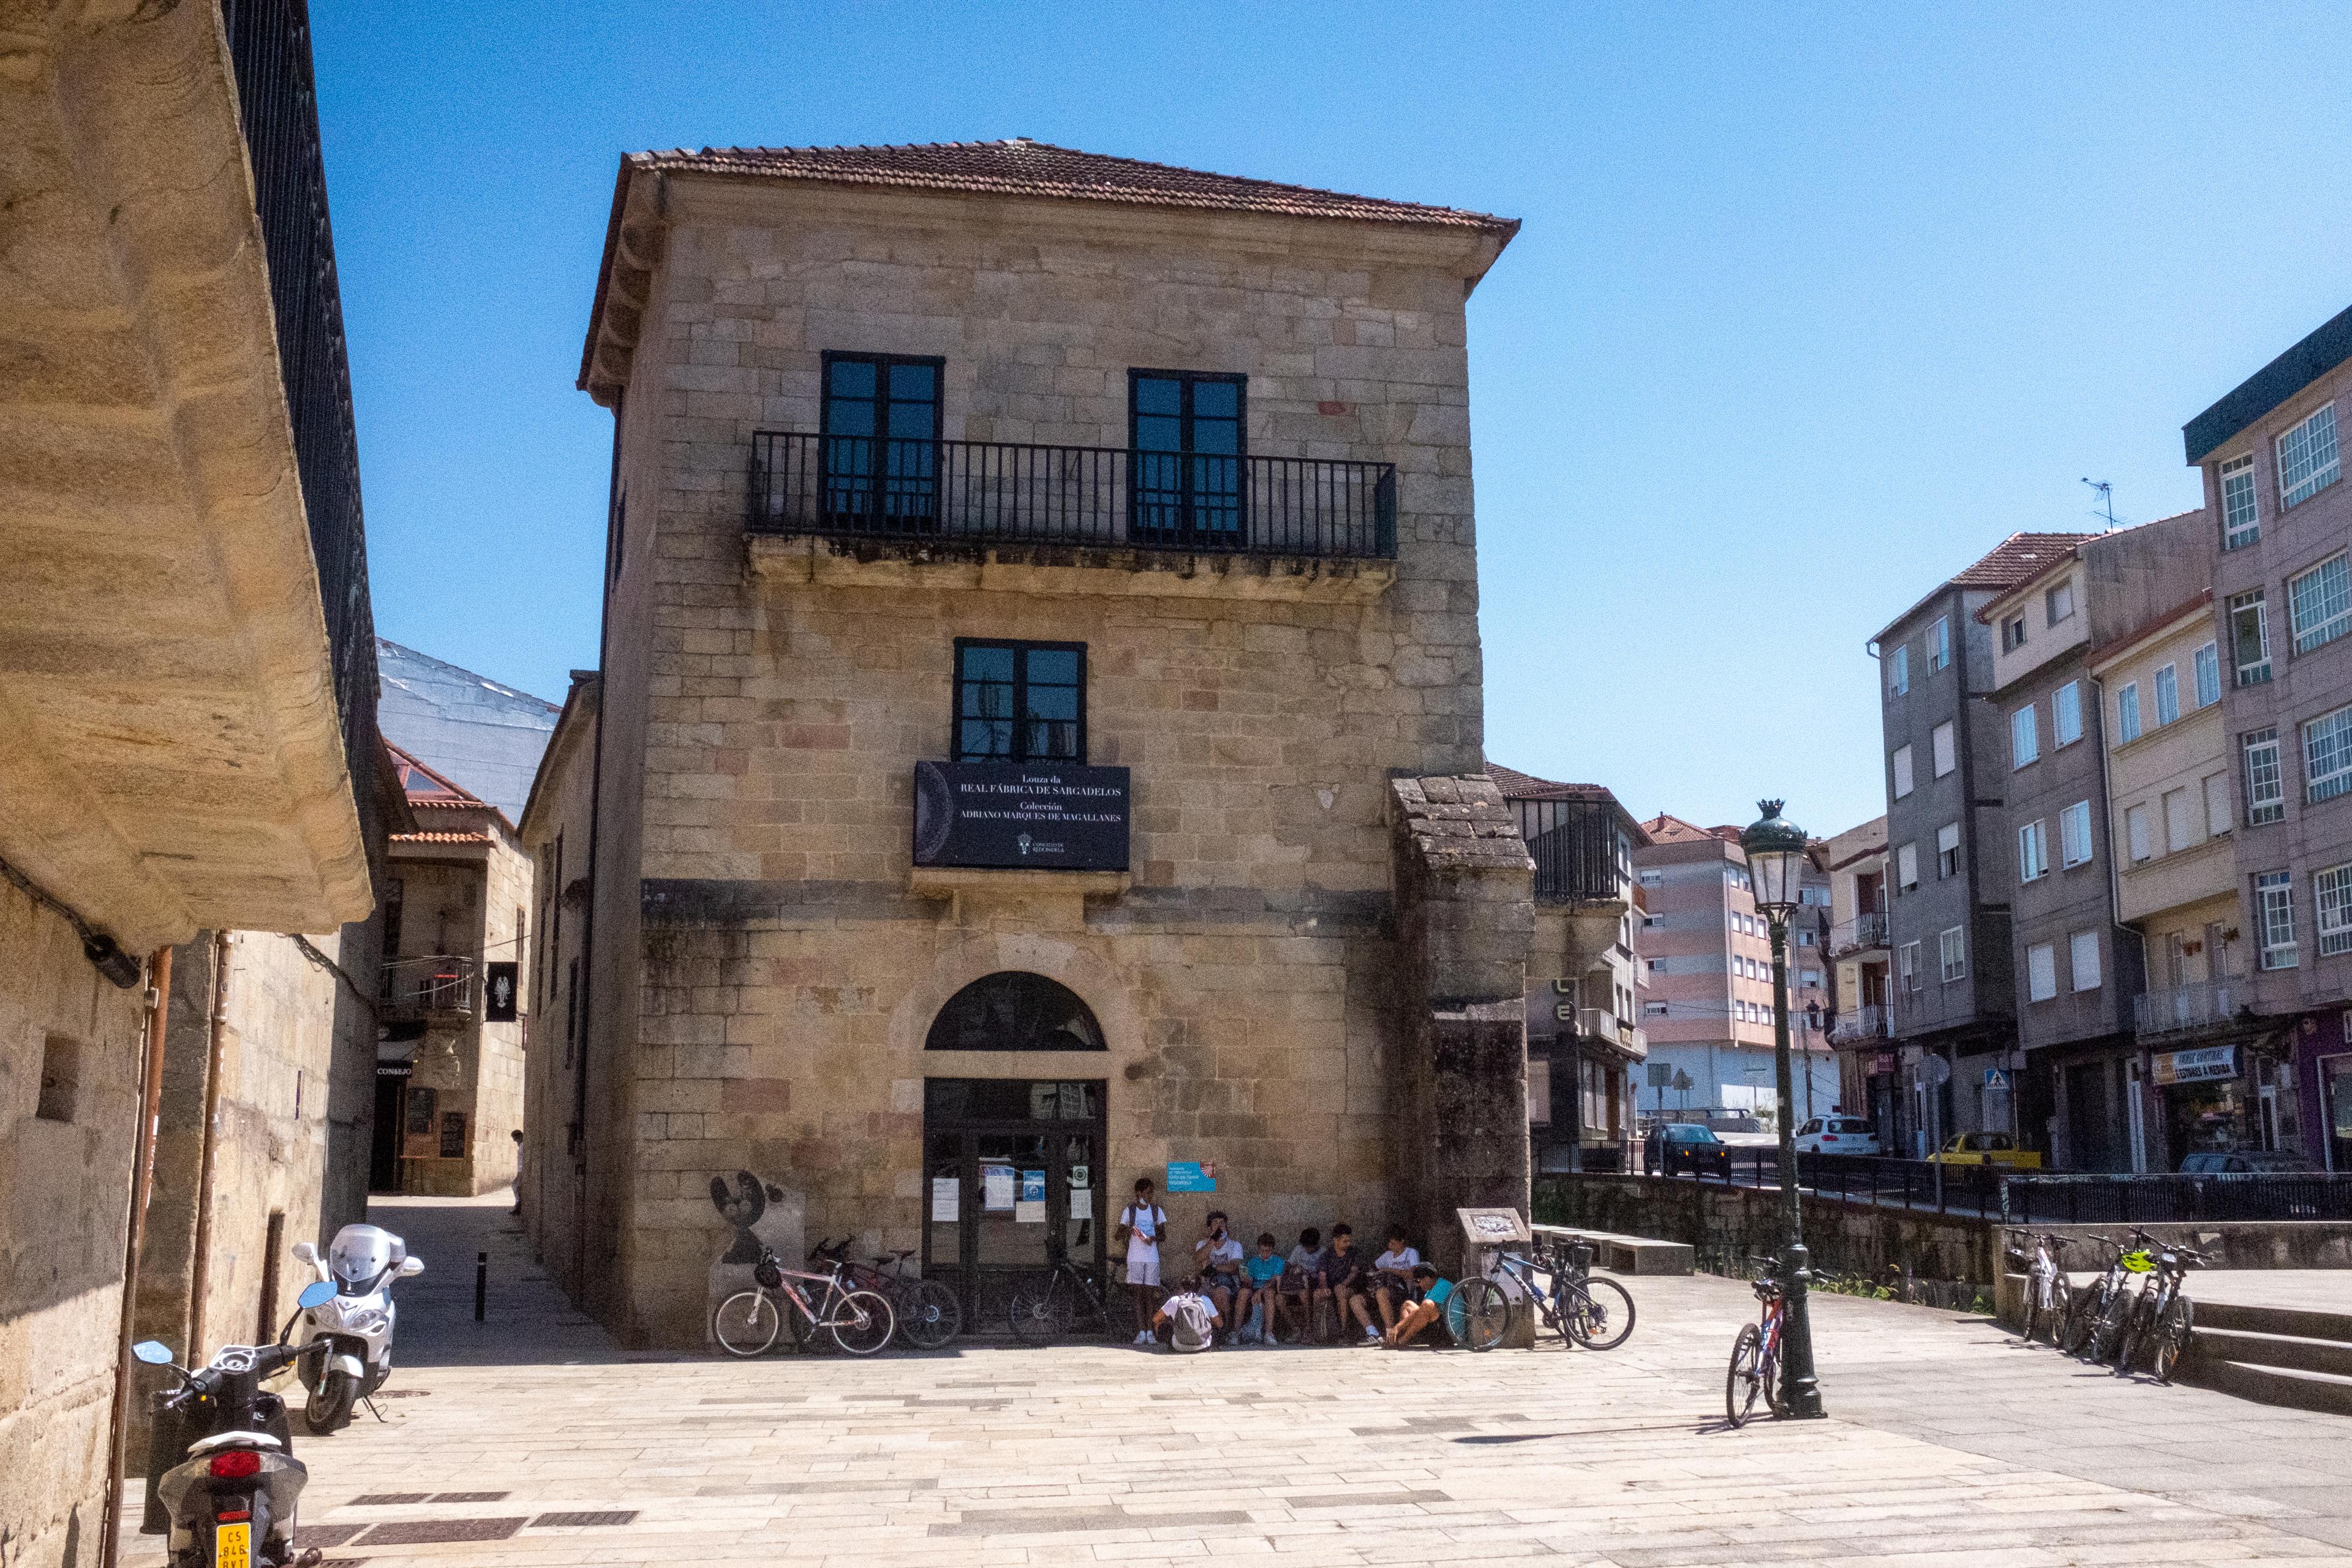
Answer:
[137,1278,336,1568]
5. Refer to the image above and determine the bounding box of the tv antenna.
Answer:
[2081,478,2116,531]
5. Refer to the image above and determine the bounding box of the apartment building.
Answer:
[1978,514,2206,1169]
[1492,766,1648,1172]
[1633,816,1836,1126]
[1823,816,1890,1124]
[1872,534,2098,1155]
[535,138,1540,1344]
[2185,304,2352,1170]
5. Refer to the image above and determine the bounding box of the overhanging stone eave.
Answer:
[0,0,372,951]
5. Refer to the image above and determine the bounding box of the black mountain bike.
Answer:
[1006,1249,1134,1344]
[1487,1235,1635,1349]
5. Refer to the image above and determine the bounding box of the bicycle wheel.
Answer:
[2149,1295,2193,1385]
[1007,1276,1074,1345]
[1725,1324,1764,1428]
[1447,1278,1510,1352]
[2112,1294,2151,1374]
[2020,1278,2045,1346]
[713,1290,782,1357]
[2089,1287,2132,1365]
[1564,1277,1637,1351]
[2059,1280,2106,1357]
[827,1289,896,1356]
[895,1280,962,1351]
[2038,1278,2072,1346]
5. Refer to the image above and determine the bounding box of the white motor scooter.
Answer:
[288,1224,423,1434]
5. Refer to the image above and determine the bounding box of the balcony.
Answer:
[1515,798,1630,905]
[382,955,476,1017]
[1829,911,1890,956]
[1828,1004,1892,1045]
[2135,979,2246,1041]
[750,432,1395,558]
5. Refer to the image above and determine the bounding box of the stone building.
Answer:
[1631,815,1838,1126]
[374,747,533,1196]
[1489,766,1647,1172]
[1975,513,2204,1168]
[2184,303,2352,1169]
[530,138,1538,1345]
[1823,815,1890,1125]
[1872,533,2097,1156]
[1,4,383,1562]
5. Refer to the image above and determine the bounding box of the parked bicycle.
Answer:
[2003,1228,2072,1345]
[809,1238,962,1351]
[713,1244,895,1357]
[1006,1242,1135,1344]
[1725,1256,1790,1428]
[2058,1232,2130,1357]
[2080,1227,2161,1367]
[1482,1235,1635,1351]
[2114,1232,2206,1383]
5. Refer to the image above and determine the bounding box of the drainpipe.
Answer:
[99,947,174,1568]
[186,932,234,1357]
[570,391,620,1295]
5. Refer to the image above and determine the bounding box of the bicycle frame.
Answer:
[768,1260,864,1331]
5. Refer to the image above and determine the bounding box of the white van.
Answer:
[1793,1115,1881,1155]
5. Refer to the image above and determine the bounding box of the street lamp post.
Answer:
[1741,799,1826,1420]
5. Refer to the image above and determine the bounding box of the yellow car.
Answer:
[1929,1131,2043,1168]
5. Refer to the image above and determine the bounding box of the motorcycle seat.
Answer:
[189,1430,284,1455]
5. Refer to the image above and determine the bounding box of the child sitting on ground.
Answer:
[1153,1286,1221,1353]
[1382,1264,1453,1349]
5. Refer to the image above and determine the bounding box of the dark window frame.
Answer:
[951,638,1088,764]
[820,351,946,527]
[1127,368,1248,542]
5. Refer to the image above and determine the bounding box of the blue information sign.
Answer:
[1165,1160,1216,1193]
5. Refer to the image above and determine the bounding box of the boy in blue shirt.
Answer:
[1237,1232,1286,1344]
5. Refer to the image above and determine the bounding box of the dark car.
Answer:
[1644,1121,1733,1177]
[2179,1149,2322,1174]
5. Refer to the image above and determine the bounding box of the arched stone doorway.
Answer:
[919,973,1108,1329]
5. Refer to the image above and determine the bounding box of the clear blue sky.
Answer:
[317,2,2350,838]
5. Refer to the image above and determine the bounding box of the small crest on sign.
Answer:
[1456,1207,1531,1247]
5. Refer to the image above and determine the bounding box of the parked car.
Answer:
[1928,1131,2042,1168]
[1706,1115,1779,1152]
[1645,1121,1734,1177]
[2179,1149,2322,1174]
[1794,1115,1882,1155]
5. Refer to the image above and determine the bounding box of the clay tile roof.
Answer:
[1640,812,1743,848]
[390,831,491,846]
[629,138,1520,235]
[1484,763,1610,801]
[1947,532,2105,592]
[385,742,485,808]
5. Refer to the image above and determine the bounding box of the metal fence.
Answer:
[748,432,1397,559]
[1515,797,1627,903]
[380,956,476,1013]
[2132,979,2245,1039]
[1611,1150,2352,1223]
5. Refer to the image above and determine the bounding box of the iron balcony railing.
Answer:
[1513,797,1629,904]
[2133,979,2245,1040]
[225,0,378,776]
[1829,911,1890,955]
[748,432,1396,559]
[381,955,477,1014]
[1828,1004,1892,1044]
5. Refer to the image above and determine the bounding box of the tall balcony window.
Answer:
[822,353,943,527]
[1130,371,1244,543]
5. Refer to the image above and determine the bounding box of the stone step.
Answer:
[2191,1298,2352,1344]
[2179,1359,2352,1418]
[2190,1325,2352,1379]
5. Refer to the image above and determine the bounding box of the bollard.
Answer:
[475,1251,487,1322]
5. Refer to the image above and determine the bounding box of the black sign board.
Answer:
[484,961,519,1022]
[912,761,1129,872]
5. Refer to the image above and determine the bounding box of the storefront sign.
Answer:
[912,761,1130,871]
[1872,1052,1897,1076]
[1165,1160,1217,1193]
[2154,1046,2239,1086]
[484,962,519,1022]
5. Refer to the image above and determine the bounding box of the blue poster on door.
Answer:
[1164,1160,1216,1193]
[1020,1169,1046,1203]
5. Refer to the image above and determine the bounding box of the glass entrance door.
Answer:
[922,1079,1105,1332]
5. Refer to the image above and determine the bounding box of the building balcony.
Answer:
[1515,798,1632,906]
[382,956,477,1018]
[1829,912,1890,957]
[1828,1004,1892,1044]
[2134,979,2247,1042]
[747,432,1396,589]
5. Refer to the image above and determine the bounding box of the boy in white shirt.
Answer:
[1117,1177,1167,1345]
[1192,1210,1245,1344]
[1153,1286,1220,1353]
[1371,1227,1421,1333]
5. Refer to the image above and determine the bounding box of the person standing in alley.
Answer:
[1117,1175,1167,1344]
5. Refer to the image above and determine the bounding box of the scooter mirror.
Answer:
[398,1257,425,1278]
[132,1340,175,1365]
[296,1280,336,1310]
[290,1241,319,1265]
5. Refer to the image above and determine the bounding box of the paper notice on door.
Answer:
[930,1177,959,1223]
[1014,1199,1047,1224]
[982,1165,1016,1212]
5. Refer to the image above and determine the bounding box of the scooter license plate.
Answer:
[213,1520,251,1568]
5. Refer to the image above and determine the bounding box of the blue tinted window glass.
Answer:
[829,360,875,397]
[1134,377,1181,416]
[889,363,937,400]
[1191,380,1238,417]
